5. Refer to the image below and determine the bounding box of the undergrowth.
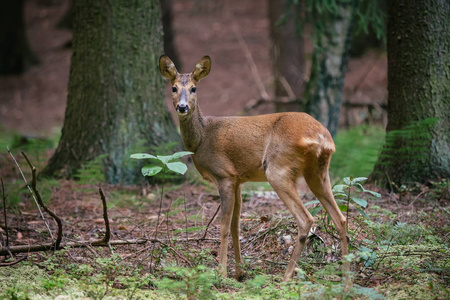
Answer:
[0,126,448,299]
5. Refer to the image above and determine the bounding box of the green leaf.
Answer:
[156,155,172,164]
[333,192,348,199]
[166,162,188,175]
[354,183,381,197]
[335,198,348,205]
[304,200,320,206]
[351,177,368,184]
[338,204,348,212]
[169,151,194,160]
[351,197,368,208]
[343,177,352,185]
[309,206,323,216]
[130,153,157,160]
[157,151,194,164]
[366,190,381,198]
[356,207,370,219]
[141,165,163,177]
[333,184,349,193]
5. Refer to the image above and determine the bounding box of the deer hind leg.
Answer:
[266,168,314,281]
[231,185,244,280]
[304,166,350,283]
[217,179,237,277]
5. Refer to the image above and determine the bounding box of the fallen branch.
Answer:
[0,239,148,256]
[1,178,9,248]
[22,152,63,250]
[0,255,27,266]
[7,147,54,240]
[202,204,220,240]
[93,188,111,245]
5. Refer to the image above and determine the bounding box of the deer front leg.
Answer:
[217,179,237,277]
[231,185,244,280]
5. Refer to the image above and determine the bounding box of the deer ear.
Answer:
[159,55,178,82]
[192,56,211,82]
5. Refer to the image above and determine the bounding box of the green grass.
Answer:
[330,125,385,181]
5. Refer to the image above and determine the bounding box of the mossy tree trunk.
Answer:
[370,0,450,186]
[42,0,180,184]
[304,0,357,137]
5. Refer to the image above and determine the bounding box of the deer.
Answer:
[159,55,350,282]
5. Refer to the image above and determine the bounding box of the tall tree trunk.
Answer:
[268,0,305,112]
[304,0,356,137]
[0,0,39,75]
[371,0,450,186]
[42,0,180,184]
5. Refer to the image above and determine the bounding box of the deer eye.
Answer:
[191,87,197,93]
[172,86,178,93]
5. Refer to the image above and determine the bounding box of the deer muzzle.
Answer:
[176,89,189,115]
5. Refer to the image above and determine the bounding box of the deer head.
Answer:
[159,55,211,116]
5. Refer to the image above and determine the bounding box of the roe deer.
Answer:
[159,55,350,282]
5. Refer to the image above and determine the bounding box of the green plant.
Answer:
[306,177,381,223]
[158,265,217,300]
[130,151,193,178]
[74,154,108,185]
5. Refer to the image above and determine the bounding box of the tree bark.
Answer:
[304,0,357,137]
[42,0,180,184]
[0,0,39,75]
[371,0,450,186]
[268,0,305,112]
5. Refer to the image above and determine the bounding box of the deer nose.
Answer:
[177,103,189,114]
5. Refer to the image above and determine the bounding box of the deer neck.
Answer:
[179,106,206,153]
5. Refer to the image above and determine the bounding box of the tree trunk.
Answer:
[370,0,450,186]
[42,0,180,184]
[268,0,305,112]
[304,0,356,137]
[0,0,39,75]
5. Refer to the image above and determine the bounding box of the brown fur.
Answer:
[159,55,350,283]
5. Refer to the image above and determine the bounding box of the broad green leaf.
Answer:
[304,200,320,206]
[130,153,157,160]
[343,177,352,185]
[365,190,381,198]
[157,151,194,164]
[168,151,194,161]
[166,162,188,175]
[351,197,368,208]
[356,207,370,219]
[333,192,348,199]
[351,177,368,184]
[354,183,381,198]
[309,206,323,216]
[141,165,162,177]
[333,184,349,193]
[335,198,348,204]
[156,155,172,164]
[338,204,348,212]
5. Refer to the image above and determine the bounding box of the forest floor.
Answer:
[0,0,448,299]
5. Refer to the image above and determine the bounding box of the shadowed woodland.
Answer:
[0,0,449,299]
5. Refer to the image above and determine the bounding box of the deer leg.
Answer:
[304,171,350,284]
[267,171,314,281]
[217,179,237,277]
[231,185,244,280]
